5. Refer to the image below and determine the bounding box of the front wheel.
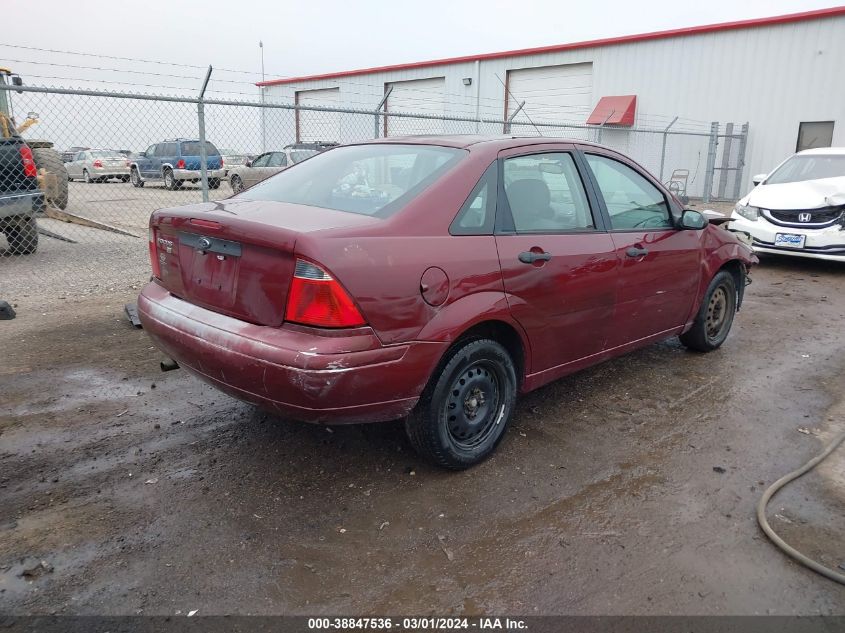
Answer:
[83,169,92,183]
[405,339,517,470]
[680,270,738,352]
[230,174,244,193]
[130,167,144,188]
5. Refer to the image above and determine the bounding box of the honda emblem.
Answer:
[798,213,812,223]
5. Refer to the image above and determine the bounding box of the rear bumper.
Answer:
[90,168,130,178]
[137,282,445,423]
[0,190,44,220]
[173,168,225,180]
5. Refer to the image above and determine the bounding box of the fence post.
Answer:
[373,86,393,139]
[504,101,525,135]
[732,123,749,200]
[717,122,733,200]
[197,65,213,203]
[702,121,719,203]
[658,116,678,182]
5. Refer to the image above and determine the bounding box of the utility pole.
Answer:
[259,41,266,152]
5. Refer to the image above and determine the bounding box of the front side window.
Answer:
[145,145,157,157]
[250,153,271,168]
[502,152,594,232]
[239,144,465,218]
[586,154,671,230]
[766,154,845,184]
[267,152,287,168]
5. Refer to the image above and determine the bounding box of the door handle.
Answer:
[518,251,552,264]
[626,246,649,258]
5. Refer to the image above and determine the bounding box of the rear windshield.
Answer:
[90,150,123,158]
[290,149,318,163]
[766,154,845,184]
[180,141,220,156]
[238,144,465,217]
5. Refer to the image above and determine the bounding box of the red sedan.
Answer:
[139,136,757,469]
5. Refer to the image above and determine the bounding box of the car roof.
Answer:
[796,147,845,156]
[354,134,604,151]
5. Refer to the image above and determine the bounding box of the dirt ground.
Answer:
[2,254,845,615]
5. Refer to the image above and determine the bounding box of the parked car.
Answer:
[729,148,845,261]
[61,146,89,163]
[219,148,249,177]
[139,136,757,469]
[130,139,224,190]
[228,144,327,193]
[66,149,130,183]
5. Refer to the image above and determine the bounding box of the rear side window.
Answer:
[585,154,671,230]
[450,162,497,235]
[180,141,219,156]
[239,144,465,218]
[502,153,594,232]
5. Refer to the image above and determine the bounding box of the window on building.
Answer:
[796,121,835,152]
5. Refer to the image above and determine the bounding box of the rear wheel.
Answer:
[31,146,69,209]
[680,270,737,352]
[3,217,38,255]
[163,168,179,190]
[405,339,517,469]
[230,174,244,193]
[130,167,144,188]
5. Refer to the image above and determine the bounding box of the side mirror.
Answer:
[244,160,252,167]
[752,173,767,187]
[679,209,707,230]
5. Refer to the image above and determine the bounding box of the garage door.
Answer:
[296,87,341,143]
[506,63,593,125]
[385,77,445,136]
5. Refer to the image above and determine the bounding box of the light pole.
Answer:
[259,40,266,152]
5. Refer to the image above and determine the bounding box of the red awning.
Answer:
[586,95,637,126]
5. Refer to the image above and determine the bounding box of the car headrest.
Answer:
[507,179,552,218]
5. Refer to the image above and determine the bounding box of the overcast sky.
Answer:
[1,0,838,97]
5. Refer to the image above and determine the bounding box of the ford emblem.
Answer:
[197,237,212,250]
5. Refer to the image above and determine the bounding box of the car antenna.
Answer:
[495,73,543,138]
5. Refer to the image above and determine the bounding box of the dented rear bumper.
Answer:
[137,281,445,423]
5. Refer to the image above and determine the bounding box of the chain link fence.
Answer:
[0,84,747,302]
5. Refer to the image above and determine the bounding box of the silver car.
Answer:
[228,147,319,192]
[66,149,130,183]
[219,148,249,177]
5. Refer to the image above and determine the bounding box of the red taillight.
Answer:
[176,159,186,169]
[220,157,224,167]
[20,145,37,178]
[93,159,103,168]
[285,259,365,328]
[149,227,161,279]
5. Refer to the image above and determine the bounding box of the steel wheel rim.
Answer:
[83,170,89,183]
[444,360,503,450]
[131,169,139,185]
[705,286,729,339]
[232,176,242,192]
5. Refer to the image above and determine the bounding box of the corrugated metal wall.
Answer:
[264,14,845,196]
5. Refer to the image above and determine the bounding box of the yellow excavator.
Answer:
[0,67,68,211]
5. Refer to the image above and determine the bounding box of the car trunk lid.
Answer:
[151,199,378,326]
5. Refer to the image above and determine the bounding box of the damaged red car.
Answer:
[138,136,757,469]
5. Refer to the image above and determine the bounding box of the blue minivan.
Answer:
[130,138,224,190]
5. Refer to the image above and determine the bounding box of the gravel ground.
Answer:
[1,247,844,615]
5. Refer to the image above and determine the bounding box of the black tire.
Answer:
[130,167,144,188]
[4,217,39,255]
[208,178,221,190]
[31,146,69,210]
[405,339,517,470]
[680,270,738,352]
[163,168,179,190]
[121,176,130,183]
[230,174,244,193]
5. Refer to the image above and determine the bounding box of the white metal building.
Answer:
[259,7,845,196]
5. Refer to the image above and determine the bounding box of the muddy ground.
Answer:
[1,255,844,615]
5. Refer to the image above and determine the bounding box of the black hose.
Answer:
[756,431,845,585]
